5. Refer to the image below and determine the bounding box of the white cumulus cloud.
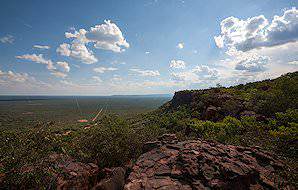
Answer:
[60,80,75,86]
[235,55,269,72]
[171,64,220,84]
[93,67,118,73]
[170,60,186,69]
[214,7,298,51]
[57,43,71,56]
[57,42,98,64]
[57,20,129,64]
[192,65,219,78]
[130,68,160,77]
[33,45,50,50]
[16,54,56,70]
[51,71,67,78]
[171,71,199,83]
[92,76,102,82]
[0,70,30,82]
[87,20,130,52]
[221,47,271,73]
[57,61,70,72]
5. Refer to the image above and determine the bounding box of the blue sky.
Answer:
[0,0,297,95]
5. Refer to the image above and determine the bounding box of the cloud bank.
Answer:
[0,70,30,83]
[215,7,298,51]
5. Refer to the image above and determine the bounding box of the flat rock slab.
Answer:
[125,136,290,190]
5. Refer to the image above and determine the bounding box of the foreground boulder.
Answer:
[125,134,289,190]
[48,153,126,190]
[48,153,99,190]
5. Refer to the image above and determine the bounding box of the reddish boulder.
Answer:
[47,153,99,190]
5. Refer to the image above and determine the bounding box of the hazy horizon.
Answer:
[0,94,173,97]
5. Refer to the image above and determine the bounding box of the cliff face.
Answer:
[170,89,235,109]
[170,90,195,107]
[168,89,244,121]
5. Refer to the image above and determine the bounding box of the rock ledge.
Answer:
[125,134,288,190]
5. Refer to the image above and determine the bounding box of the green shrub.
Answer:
[268,109,298,157]
[187,116,242,143]
[222,116,243,134]
[275,109,298,126]
[76,116,166,168]
[270,123,298,142]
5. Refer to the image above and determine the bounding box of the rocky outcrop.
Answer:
[46,154,127,190]
[125,134,289,190]
[168,90,247,120]
[45,153,127,190]
[47,134,289,190]
[47,153,100,190]
[169,91,195,109]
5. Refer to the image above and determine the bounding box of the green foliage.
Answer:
[222,116,243,133]
[253,74,298,116]
[78,116,165,167]
[240,116,258,128]
[0,127,61,170]
[275,109,298,126]
[268,109,298,155]
[79,124,135,167]
[187,116,243,143]
[270,123,298,142]
[0,114,167,188]
[0,126,64,187]
[268,109,298,138]
[144,106,190,132]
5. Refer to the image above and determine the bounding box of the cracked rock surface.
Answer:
[124,134,289,190]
